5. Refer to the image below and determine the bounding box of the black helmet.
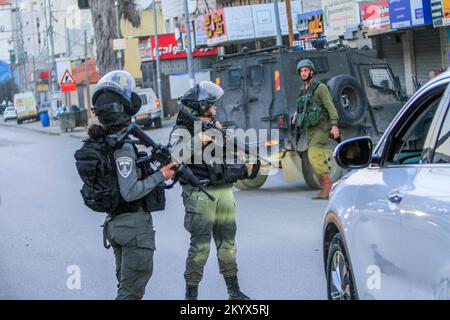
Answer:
[92,70,142,126]
[180,81,224,115]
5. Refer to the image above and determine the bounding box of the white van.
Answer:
[133,88,162,128]
[14,92,39,124]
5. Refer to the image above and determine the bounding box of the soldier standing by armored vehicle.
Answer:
[293,59,340,200]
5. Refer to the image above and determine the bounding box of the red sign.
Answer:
[60,69,76,92]
[139,33,218,61]
[360,0,390,35]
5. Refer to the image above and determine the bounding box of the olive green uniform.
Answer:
[105,142,165,300]
[296,80,339,175]
[182,184,238,285]
[170,125,239,286]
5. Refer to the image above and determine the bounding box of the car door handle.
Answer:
[387,192,404,204]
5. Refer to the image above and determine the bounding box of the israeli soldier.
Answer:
[293,59,340,200]
[170,81,257,300]
[90,70,177,299]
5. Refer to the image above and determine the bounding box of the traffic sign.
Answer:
[60,69,77,92]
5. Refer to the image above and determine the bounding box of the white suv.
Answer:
[3,106,17,122]
[324,69,450,300]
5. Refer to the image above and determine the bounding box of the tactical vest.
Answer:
[295,80,329,129]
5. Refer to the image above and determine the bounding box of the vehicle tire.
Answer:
[326,233,357,300]
[234,172,268,190]
[17,119,21,125]
[154,118,162,128]
[327,75,367,127]
[302,139,345,190]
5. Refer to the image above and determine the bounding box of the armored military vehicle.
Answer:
[212,46,406,190]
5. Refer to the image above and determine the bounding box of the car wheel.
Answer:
[302,139,345,190]
[17,119,21,125]
[234,172,268,190]
[327,75,367,127]
[154,118,162,128]
[327,233,357,300]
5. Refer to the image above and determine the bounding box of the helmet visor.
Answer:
[197,81,224,103]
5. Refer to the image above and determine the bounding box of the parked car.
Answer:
[3,106,17,121]
[132,88,162,129]
[14,91,39,124]
[323,69,450,300]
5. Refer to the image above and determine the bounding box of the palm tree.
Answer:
[90,0,141,76]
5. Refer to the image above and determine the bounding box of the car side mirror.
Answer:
[334,136,373,169]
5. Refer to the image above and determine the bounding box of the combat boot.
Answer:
[224,276,251,300]
[185,284,198,300]
[312,173,332,200]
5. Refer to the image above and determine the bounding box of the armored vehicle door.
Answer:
[358,64,404,134]
[214,56,275,131]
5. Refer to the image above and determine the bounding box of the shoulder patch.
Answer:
[116,157,133,178]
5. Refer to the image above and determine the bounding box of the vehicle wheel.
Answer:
[327,75,367,127]
[17,119,21,125]
[154,118,162,128]
[234,172,268,190]
[302,139,345,190]
[326,233,357,300]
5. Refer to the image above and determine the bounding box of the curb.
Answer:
[0,121,61,136]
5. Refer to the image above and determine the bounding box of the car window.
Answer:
[386,95,441,165]
[248,65,264,86]
[228,68,242,89]
[369,68,394,91]
[433,106,450,164]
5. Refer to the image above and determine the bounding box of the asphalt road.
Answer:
[0,120,328,300]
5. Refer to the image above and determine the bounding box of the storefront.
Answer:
[138,33,218,116]
[361,0,445,96]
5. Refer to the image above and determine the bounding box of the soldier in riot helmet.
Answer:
[85,70,177,299]
[171,81,259,300]
[293,59,340,200]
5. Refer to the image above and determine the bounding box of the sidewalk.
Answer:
[0,115,176,140]
[0,115,88,139]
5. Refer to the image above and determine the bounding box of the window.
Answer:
[248,65,264,86]
[139,94,148,105]
[386,96,441,165]
[228,68,242,89]
[369,68,395,91]
[433,107,450,164]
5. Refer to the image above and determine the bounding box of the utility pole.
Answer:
[286,0,294,47]
[47,0,56,93]
[84,30,91,111]
[152,0,164,115]
[183,0,195,87]
[273,0,283,46]
[115,0,123,70]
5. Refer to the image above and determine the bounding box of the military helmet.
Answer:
[180,81,224,115]
[92,70,142,126]
[296,59,316,73]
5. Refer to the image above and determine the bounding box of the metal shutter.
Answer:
[413,28,442,86]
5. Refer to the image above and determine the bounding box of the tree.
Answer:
[90,0,141,76]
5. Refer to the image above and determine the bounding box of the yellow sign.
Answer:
[37,84,48,92]
[444,0,450,18]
